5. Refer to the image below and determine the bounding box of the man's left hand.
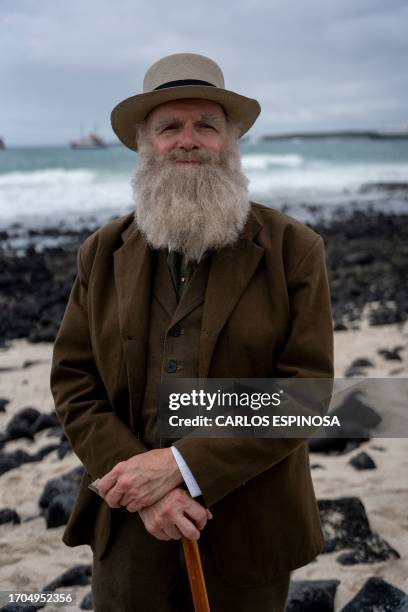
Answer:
[98,448,183,511]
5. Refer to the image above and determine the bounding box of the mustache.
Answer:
[152,148,220,165]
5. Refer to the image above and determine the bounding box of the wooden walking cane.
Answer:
[181,536,210,612]
[181,492,211,612]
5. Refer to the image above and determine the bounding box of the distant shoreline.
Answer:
[257,130,408,141]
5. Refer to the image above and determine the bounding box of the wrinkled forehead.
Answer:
[146,98,227,125]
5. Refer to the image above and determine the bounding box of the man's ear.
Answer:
[226,117,240,139]
[134,120,148,148]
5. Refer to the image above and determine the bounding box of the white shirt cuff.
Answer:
[171,445,202,498]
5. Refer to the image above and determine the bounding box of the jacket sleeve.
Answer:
[173,236,334,507]
[50,244,148,481]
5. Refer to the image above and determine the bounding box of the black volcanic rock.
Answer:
[340,577,407,611]
[3,409,60,448]
[0,443,62,475]
[4,424,34,442]
[39,466,84,510]
[46,493,77,528]
[344,366,367,377]
[309,421,370,455]
[319,497,371,553]
[80,592,93,610]
[309,391,381,455]
[42,564,92,592]
[349,358,374,368]
[33,444,60,461]
[378,346,404,361]
[318,497,400,564]
[57,439,72,459]
[349,451,376,470]
[5,407,41,441]
[39,465,84,528]
[0,508,21,525]
[337,532,399,565]
[31,412,60,434]
[287,579,340,612]
[0,398,9,412]
[370,305,405,326]
[331,392,382,430]
[334,321,348,331]
[0,449,34,475]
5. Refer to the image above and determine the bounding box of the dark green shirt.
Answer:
[166,250,199,301]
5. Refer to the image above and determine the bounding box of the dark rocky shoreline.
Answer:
[314,208,408,329]
[0,207,407,346]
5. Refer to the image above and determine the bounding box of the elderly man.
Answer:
[50,53,333,612]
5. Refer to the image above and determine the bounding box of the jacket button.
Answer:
[164,360,178,373]
[169,324,182,337]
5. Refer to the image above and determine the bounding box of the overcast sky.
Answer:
[2,0,408,145]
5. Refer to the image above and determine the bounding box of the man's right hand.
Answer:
[138,487,213,541]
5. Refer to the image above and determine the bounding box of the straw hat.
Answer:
[110,52,261,151]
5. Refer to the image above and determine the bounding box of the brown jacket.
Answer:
[50,201,334,586]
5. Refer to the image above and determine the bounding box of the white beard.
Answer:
[131,132,251,263]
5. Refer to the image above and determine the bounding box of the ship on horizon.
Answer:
[70,125,107,150]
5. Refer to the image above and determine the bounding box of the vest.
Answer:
[138,248,212,449]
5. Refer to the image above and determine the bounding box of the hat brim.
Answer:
[110,85,261,151]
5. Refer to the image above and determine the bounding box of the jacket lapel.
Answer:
[113,221,152,396]
[113,221,152,341]
[198,208,264,378]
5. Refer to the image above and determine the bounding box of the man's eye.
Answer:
[201,124,215,130]
[158,125,178,133]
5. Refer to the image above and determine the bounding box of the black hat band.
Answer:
[154,79,216,91]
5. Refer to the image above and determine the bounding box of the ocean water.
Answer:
[1,138,407,242]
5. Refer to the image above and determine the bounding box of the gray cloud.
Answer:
[1,0,407,144]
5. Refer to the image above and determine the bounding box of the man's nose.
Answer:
[177,126,199,150]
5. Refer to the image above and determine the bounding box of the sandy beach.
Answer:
[0,317,407,610]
